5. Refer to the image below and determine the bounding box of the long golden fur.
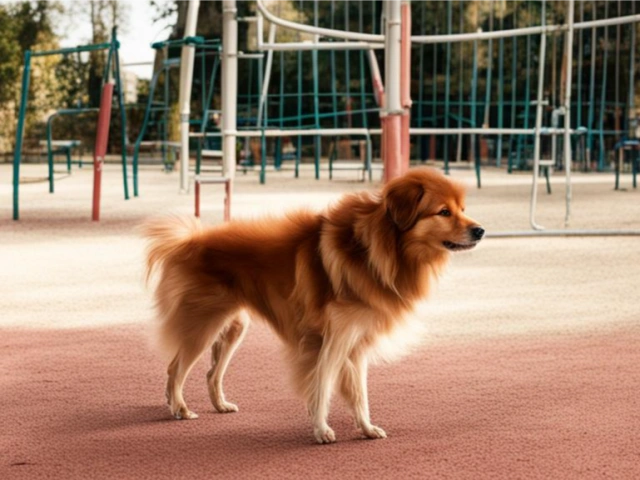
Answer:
[143,167,483,444]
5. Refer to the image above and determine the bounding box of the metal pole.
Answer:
[587,1,597,171]
[178,0,200,192]
[629,5,637,188]
[530,1,547,230]
[615,1,622,178]
[417,1,425,161]
[47,113,56,193]
[431,6,438,165]
[470,25,479,180]
[517,3,533,170]
[256,0,383,43]
[483,5,494,130]
[222,0,238,182]
[508,11,518,173]
[576,1,584,138]
[383,0,403,182]
[12,50,31,220]
[443,1,451,173]
[296,7,302,179]
[400,1,411,174]
[457,1,463,164]
[276,50,284,169]
[497,2,505,167]
[257,24,276,128]
[564,0,576,227]
[112,28,129,200]
[598,2,609,171]
[313,0,320,180]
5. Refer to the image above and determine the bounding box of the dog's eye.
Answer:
[438,209,451,217]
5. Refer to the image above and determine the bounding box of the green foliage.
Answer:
[0,8,22,105]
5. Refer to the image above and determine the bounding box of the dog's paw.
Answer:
[213,401,239,413]
[172,406,199,420]
[314,426,336,444]
[362,424,387,440]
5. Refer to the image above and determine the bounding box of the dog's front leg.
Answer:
[340,352,386,439]
[307,322,362,444]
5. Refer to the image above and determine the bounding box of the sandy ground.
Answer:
[1,161,639,336]
[1,161,640,479]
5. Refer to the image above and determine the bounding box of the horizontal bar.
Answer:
[412,14,640,44]
[487,230,640,238]
[122,61,153,67]
[194,125,603,139]
[575,14,640,30]
[409,128,580,135]
[413,25,564,43]
[196,128,376,138]
[49,108,99,116]
[195,127,591,139]
[258,41,384,52]
[237,52,264,59]
[32,42,113,57]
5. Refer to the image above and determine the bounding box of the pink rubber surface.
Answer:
[2,323,639,479]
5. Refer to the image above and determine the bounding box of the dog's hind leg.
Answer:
[165,306,236,420]
[206,311,250,413]
[339,351,386,440]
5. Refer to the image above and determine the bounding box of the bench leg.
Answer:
[195,181,201,218]
[633,149,638,189]
[195,179,231,222]
[66,149,72,173]
[614,150,624,190]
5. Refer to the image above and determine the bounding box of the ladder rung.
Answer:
[195,176,230,185]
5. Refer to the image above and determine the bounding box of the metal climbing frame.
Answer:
[185,0,410,188]
[12,27,128,220]
[180,1,640,235]
[412,0,640,234]
[132,36,221,197]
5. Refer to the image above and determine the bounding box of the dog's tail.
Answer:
[141,216,203,285]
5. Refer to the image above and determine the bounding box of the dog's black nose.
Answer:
[471,227,485,240]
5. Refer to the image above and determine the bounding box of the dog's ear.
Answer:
[384,178,424,231]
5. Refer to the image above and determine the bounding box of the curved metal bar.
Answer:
[256,0,383,43]
[412,14,640,44]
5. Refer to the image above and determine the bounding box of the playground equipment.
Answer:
[12,28,128,220]
[132,35,221,197]
[194,176,231,221]
[179,0,638,235]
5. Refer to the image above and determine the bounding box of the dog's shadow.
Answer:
[58,402,374,452]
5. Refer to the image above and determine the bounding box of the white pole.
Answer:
[222,0,238,179]
[384,0,402,115]
[178,0,200,193]
[530,5,547,231]
[257,23,277,127]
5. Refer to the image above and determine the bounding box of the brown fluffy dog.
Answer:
[143,167,483,444]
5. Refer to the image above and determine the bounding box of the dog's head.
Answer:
[383,168,484,255]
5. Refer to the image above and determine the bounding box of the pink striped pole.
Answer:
[382,0,404,182]
[92,82,114,221]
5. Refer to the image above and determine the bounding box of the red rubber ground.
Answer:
[2,323,639,479]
